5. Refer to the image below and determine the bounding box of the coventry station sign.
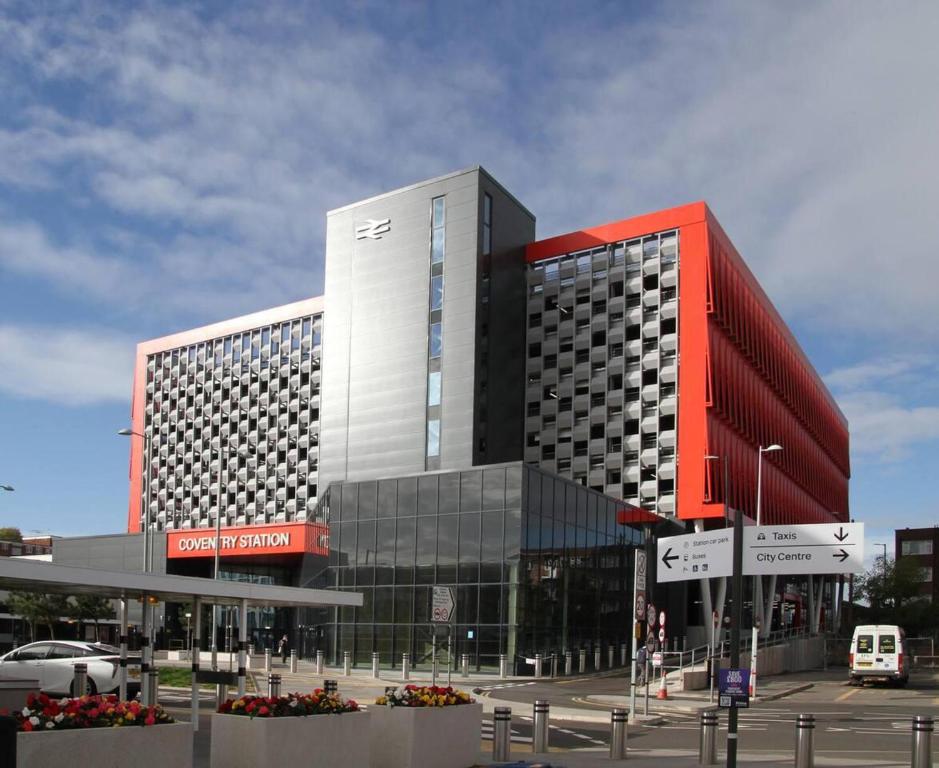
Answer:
[657,522,864,582]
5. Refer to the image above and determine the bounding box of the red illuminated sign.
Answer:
[167,522,328,559]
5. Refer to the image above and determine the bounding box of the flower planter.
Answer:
[210,710,369,768]
[16,722,192,768]
[368,703,483,768]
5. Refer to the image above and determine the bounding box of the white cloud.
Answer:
[0,323,134,406]
[825,355,939,462]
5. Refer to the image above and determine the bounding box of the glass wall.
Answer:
[324,463,642,671]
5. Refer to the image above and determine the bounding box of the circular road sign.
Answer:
[645,633,655,652]
[432,606,451,622]
[647,604,656,627]
[659,610,666,628]
[635,593,646,619]
[658,628,665,643]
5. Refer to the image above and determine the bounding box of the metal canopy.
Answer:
[0,557,362,609]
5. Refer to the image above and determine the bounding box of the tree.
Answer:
[854,556,927,624]
[6,591,70,640]
[68,595,116,642]
[0,527,23,543]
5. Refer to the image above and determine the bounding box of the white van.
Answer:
[849,624,910,686]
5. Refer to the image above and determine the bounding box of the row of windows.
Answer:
[900,539,934,556]
[425,197,447,463]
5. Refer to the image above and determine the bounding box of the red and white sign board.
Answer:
[167,521,328,559]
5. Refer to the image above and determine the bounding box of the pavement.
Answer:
[157,655,870,767]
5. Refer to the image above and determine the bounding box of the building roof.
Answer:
[0,558,362,609]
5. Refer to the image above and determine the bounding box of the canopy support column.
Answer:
[238,599,248,697]
[191,596,202,732]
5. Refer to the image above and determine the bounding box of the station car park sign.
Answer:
[656,529,734,583]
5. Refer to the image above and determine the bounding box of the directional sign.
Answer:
[431,586,454,623]
[656,529,734,583]
[743,523,864,576]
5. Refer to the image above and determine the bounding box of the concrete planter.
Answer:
[368,703,483,768]
[16,722,192,768]
[210,710,369,768]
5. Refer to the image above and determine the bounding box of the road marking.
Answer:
[835,688,860,702]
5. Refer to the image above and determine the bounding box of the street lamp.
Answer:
[874,542,888,603]
[751,444,783,698]
[118,428,154,573]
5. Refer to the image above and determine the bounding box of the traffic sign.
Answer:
[645,633,655,652]
[635,592,646,620]
[646,603,656,627]
[652,651,663,668]
[431,586,454,623]
[657,628,665,643]
[635,550,647,592]
[656,529,733,583]
[743,523,865,576]
[658,610,666,629]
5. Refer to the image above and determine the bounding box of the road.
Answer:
[472,668,939,760]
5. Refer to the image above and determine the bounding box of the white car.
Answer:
[0,641,142,696]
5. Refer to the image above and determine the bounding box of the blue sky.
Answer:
[1,1,937,568]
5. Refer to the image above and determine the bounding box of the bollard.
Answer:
[248,643,255,657]
[594,646,602,671]
[795,713,815,768]
[290,649,298,674]
[699,711,718,765]
[533,700,550,753]
[912,715,933,768]
[372,651,380,678]
[267,673,281,698]
[621,642,628,667]
[72,663,88,696]
[264,648,272,673]
[493,706,512,762]
[148,670,159,704]
[550,653,558,679]
[323,679,337,695]
[315,650,324,675]
[608,645,614,669]
[535,653,543,679]
[579,648,587,674]
[461,653,469,678]
[565,650,572,676]
[343,650,351,676]
[610,707,628,760]
[216,683,228,708]
[499,653,508,679]
[402,652,411,680]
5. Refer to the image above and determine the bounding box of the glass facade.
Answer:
[323,462,642,670]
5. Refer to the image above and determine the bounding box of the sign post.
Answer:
[629,550,646,721]
[431,587,454,687]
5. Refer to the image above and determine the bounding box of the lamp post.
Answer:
[118,428,153,572]
[750,444,782,698]
[874,543,888,607]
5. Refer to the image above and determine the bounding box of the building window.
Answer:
[919,567,933,583]
[428,372,441,406]
[429,323,442,358]
[426,420,441,457]
[431,275,444,311]
[482,193,492,256]
[901,540,934,556]
[431,197,445,263]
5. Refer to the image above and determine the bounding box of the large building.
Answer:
[111,167,849,663]
[895,527,938,603]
